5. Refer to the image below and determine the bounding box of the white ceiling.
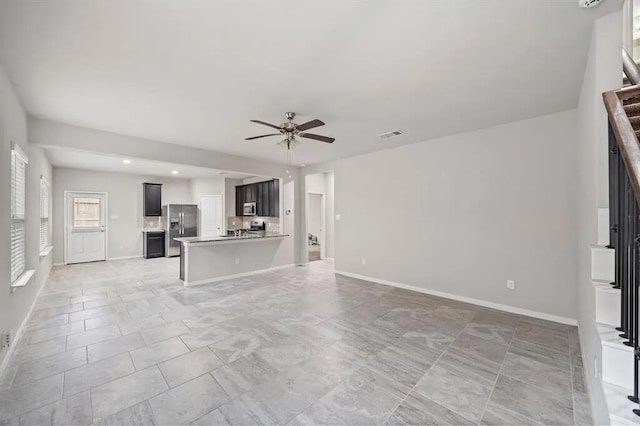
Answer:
[45,148,254,180]
[0,0,622,165]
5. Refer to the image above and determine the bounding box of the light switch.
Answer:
[335,214,341,221]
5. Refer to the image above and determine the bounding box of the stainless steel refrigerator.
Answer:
[162,204,198,257]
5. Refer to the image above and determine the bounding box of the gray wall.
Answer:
[190,177,225,204]
[225,178,242,219]
[52,168,193,263]
[0,65,53,370]
[306,109,579,321]
[576,11,622,424]
[324,172,335,258]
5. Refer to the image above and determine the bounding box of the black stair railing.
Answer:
[603,49,640,416]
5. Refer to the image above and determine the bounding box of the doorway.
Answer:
[65,191,107,264]
[199,195,224,238]
[305,171,335,265]
[308,193,324,261]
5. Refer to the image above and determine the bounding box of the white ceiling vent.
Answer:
[578,0,604,8]
[377,130,404,139]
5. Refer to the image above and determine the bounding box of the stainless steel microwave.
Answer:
[243,202,256,216]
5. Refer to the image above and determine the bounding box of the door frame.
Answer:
[199,194,225,237]
[305,191,325,262]
[64,190,109,265]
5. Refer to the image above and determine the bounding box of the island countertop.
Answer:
[174,233,289,246]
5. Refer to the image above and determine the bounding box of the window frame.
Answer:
[39,175,52,256]
[10,143,33,289]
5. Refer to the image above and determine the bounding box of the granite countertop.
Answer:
[174,233,289,244]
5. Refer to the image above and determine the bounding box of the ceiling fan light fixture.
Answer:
[277,138,300,150]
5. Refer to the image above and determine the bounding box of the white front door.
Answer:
[66,192,107,264]
[199,195,223,238]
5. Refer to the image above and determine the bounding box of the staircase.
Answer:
[592,208,639,425]
[599,50,640,424]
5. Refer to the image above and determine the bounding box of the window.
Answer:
[73,197,101,228]
[39,176,51,253]
[11,144,28,284]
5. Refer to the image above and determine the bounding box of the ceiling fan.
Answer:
[245,112,335,150]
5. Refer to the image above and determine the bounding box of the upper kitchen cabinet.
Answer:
[269,179,280,217]
[256,182,266,216]
[235,179,279,217]
[245,184,257,203]
[235,185,244,218]
[143,183,163,216]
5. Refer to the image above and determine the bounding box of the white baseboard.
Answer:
[334,270,578,326]
[54,255,143,266]
[0,263,52,381]
[577,324,598,424]
[106,255,143,261]
[184,264,295,287]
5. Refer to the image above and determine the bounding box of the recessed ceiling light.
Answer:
[377,130,404,139]
[171,170,179,175]
[122,159,131,164]
[300,164,306,167]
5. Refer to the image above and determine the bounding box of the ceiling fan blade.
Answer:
[250,120,283,130]
[299,133,335,143]
[245,133,281,140]
[296,119,325,132]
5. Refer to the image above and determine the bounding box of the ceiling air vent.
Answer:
[377,130,403,139]
[578,0,603,8]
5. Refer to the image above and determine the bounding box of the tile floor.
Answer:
[0,258,592,425]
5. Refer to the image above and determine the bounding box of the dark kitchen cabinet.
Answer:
[256,182,267,216]
[143,231,165,258]
[269,179,280,217]
[235,179,279,217]
[235,185,246,217]
[143,183,162,216]
[246,184,257,203]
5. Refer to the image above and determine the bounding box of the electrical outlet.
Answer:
[1,330,11,349]
[235,258,240,265]
[336,214,341,221]
[361,258,367,265]
[507,280,515,290]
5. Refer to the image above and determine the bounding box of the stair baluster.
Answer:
[620,157,630,338]
[610,122,620,272]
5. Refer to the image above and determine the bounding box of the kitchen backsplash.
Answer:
[227,216,280,232]
[144,217,162,229]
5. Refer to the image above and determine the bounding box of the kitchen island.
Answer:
[174,233,290,286]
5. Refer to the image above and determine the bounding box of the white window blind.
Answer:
[11,144,28,284]
[39,176,51,252]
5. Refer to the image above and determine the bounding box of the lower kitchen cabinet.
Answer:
[143,231,165,258]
